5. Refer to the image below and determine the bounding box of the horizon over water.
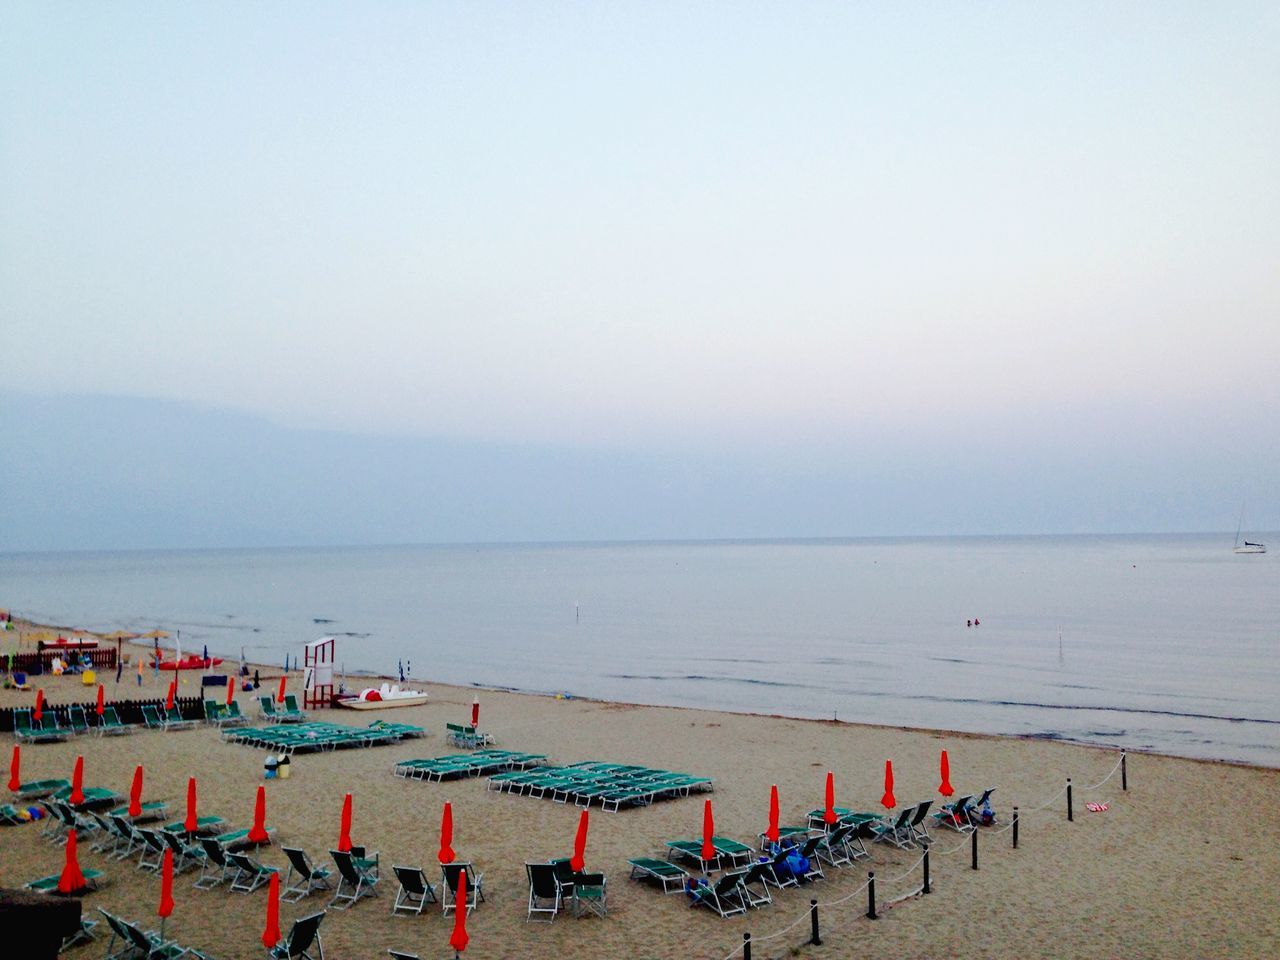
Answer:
[2,533,1276,767]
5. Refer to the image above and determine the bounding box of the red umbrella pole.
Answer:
[33,688,44,722]
[70,755,85,806]
[95,684,105,717]
[248,785,269,843]
[337,793,353,853]
[158,847,174,940]
[824,770,837,825]
[881,760,896,810]
[129,765,144,818]
[471,698,479,727]
[701,798,715,862]
[276,675,286,704]
[58,829,86,894]
[226,674,235,707]
[262,871,281,948]
[7,745,20,793]
[184,777,198,833]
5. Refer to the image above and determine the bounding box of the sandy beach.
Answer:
[3,622,1276,959]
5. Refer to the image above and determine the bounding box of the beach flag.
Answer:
[70,755,85,805]
[766,784,780,844]
[824,770,838,825]
[570,809,589,871]
[471,698,479,727]
[33,688,44,722]
[249,785,269,844]
[8,745,20,792]
[939,750,954,797]
[701,798,715,862]
[338,793,353,853]
[96,684,105,717]
[438,801,455,864]
[276,675,286,704]
[262,871,281,948]
[185,777,198,833]
[226,675,235,707]
[881,760,896,810]
[58,829,86,894]
[449,868,470,953]
[165,680,176,712]
[129,765,144,818]
[158,847,175,924]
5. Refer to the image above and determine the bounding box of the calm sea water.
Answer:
[2,535,1276,766]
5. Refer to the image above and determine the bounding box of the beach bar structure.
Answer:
[302,637,335,710]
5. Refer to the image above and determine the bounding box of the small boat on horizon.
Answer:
[1233,502,1266,554]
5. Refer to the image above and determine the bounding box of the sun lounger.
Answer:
[13,708,69,743]
[96,705,138,736]
[627,857,695,894]
[392,864,437,915]
[11,777,70,800]
[24,868,105,894]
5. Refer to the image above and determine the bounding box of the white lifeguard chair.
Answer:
[303,637,336,710]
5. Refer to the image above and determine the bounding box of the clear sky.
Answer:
[2,3,1278,547]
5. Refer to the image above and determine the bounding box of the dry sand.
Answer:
[2,623,1276,959]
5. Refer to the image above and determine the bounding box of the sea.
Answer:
[2,534,1276,767]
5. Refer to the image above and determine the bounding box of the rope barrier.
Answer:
[1079,753,1125,792]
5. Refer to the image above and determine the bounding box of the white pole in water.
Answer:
[575,602,579,624]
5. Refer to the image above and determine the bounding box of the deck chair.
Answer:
[164,705,198,730]
[387,952,419,960]
[108,815,144,860]
[737,861,773,907]
[570,872,606,917]
[122,916,187,960]
[60,915,97,951]
[525,862,561,921]
[627,857,694,894]
[67,705,92,735]
[12,777,70,800]
[908,799,934,844]
[160,829,203,873]
[969,787,998,826]
[933,795,977,834]
[282,847,333,902]
[440,861,485,915]
[196,837,234,889]
[871,807,916,849]
[137,828,168,872]
[795,834,826,881]
[690,872,748,918]
[329,849,380,909]
[229,851,279,892]
[97,705,138,736]
[391,865,437,915]
[817,821,858,866]
[267,910,325,960]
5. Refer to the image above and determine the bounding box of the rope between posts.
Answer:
[713,877,875,960]
[887,850,928,884]
[1080,754,1124,791]
[931,832,973,856]
[1020,780,1069,813]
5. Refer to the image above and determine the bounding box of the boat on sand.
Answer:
[336,683,429,710]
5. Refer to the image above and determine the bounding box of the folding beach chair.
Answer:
[329,849,380,909]
[121,916,187,960]
[267,910,326,960]
[137,828,168,872]
[933,795,977,834]
[228,850,279,892]
[627,857,695,894]
[440,861,485,915]
[690,872,749,918]
[391,865,437,916]
[737,861,774,908]
[525,862,562,921]
[908,799,934,844]
[282,847,334,902]
[387,952,419,960]
[871,807,916,849]
[196,837,235,889]
[570,871,607,918]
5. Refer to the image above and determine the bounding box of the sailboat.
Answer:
[1233,503,1266,554]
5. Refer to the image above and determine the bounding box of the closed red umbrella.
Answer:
[939,750,954,797]
[184,777,198,833]
[276,675,286,704]
[449,868,470,953]
[129,765,144,818]
[570,809,589,871]
[337,793,353,853]
[701,798,715,862]
[165,680,176,712]
[438,801,455,864]
[8,745,20,793]
[57,829,86,894]
[765,784,780,845]
[823,770,837,825]
[470,698,479,727]
[95,684,105,718]
[33,688,44,722]
[248,785,269,843]
[158,847,174,939]
[70,755,85,805]
[881,760,896,810]
[226,675,235,707]
[262,871,281,948]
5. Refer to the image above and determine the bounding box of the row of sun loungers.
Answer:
[13,705,142,741]
[487,761,714,811]
[223,720,420,753]
[395,749,548,782]
[98,908,219,960]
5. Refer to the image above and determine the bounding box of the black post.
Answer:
[1012,806,1019,849]
[922,846,931,894]
[970,827,979,870]
[810,899,821,945]
[743,932,752,960]
[866,871,878,919]
[1121,752,1127,791]
[1066,778,1073,822]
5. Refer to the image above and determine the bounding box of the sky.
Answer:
[2,3,1278,548]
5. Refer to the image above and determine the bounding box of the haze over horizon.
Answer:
[2,3,1278,550]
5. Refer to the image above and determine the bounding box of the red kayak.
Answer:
[150,656,223,670]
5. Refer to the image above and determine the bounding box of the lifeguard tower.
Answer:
[302,637,335,709]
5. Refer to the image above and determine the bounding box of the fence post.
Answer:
[1012,806,1019,849]
[1121,752,1127,791]
[810,899,821,945]
[970,827,979,870]
[922,845,931,894]
[866,871,877,919]
[1066,778,1073,822]
[742,932,751,960]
